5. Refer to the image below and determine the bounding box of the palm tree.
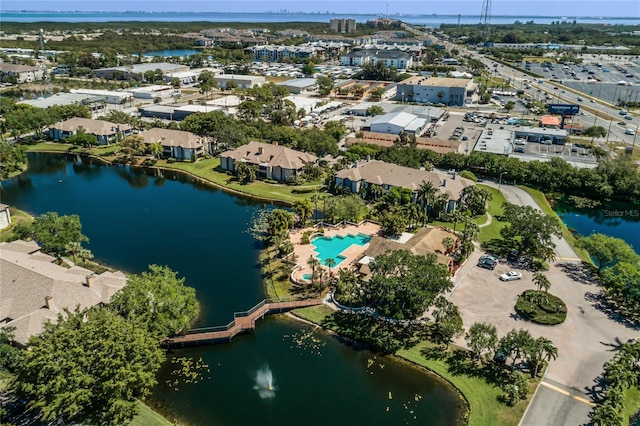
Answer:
[533,273,551,293]
[307,256,320,286]
[449,209,466,234]
[442,237,455,254]
[460,218,480,244]
[325,257,336,273]
[405,203,423,229]
[416,181,437,222]
[149,142,163,159]
[529,337,558,377]
[77,247,94,266]
[65,241,82,264]
[591,401,623,426]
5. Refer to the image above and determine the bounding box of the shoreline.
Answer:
[284,309,472,423]
[25,148,297,206]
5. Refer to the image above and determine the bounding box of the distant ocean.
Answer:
[2,11,639,26]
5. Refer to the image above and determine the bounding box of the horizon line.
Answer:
[1,10,638,19]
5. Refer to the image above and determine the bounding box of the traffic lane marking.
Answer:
[539,381,596,407]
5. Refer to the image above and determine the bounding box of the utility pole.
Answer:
[479,0,492,44]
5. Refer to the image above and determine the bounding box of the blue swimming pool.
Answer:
[311,233,372,267]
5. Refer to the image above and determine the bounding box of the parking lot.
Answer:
[449,241,638,396]
[527,59,640,106]
[511,140,599,165]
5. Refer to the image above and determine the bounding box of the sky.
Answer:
[1,0,639,18]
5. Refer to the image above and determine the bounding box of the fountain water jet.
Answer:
[254,366,276,399]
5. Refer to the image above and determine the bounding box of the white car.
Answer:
[500,271,523,281]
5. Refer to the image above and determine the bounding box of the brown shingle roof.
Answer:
[138,128,204,149]
[0,240,127,345]
[221,141,317,170]
[50,117,133,136]
[335,159,473,200]
[364,227,453,266]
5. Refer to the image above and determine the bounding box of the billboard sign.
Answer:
[548,104,580,115]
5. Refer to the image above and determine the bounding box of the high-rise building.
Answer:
[329,18,357,33]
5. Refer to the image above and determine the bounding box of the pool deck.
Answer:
[289,222,381,283]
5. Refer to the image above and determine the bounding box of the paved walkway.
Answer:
[162,298,323,347]
[481,181,579,260]
[450,182,638,426]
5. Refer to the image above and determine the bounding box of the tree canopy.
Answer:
[499,203,562,262]
[578,233,639,273]
[13,308,164,425]
[109,265,199,338]
[364,250,452,320]
[14,212,88,257]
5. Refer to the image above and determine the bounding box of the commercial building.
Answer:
[163,68,223,86]
[127,85,180,99]
[138,104,222,121]
[330,18,357,33]
[276,78,318,94]
[93,62,190,81]
[214,74,265,89]
[19,93,107,115]
[69,88,133,104]
[368,111,429,136]
[0,63,44,83]
[396,76,476,106]
[474,123,569,155]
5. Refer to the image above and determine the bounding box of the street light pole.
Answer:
[498,172,507,190]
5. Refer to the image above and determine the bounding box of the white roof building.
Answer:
[69,89,132,104]
[369,111,428,136]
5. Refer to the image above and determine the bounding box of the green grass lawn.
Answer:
[429,184,507,244]
[27,141,78,152]
[0,207,34,242]
[154,158,318,204]
[399,343,533,426]
[516,186,592,262]
[293,306,534,426]
[129,401,173,426]
[477,184,507,243]
[25,143,319,204]
[622,386,640,425]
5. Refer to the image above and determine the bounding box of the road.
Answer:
[447,181,639,426]
[481,181,578,260]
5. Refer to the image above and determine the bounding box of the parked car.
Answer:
[499,271,523,281]
[507,249,520,261]
[478,255,498,270]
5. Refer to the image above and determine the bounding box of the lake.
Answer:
[554,201,640,251]
[0,153,464,425]
[142,49,202,57]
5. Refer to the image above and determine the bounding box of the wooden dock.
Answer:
[162,298,323,348]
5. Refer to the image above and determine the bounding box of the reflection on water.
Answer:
[3,153,464,426]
